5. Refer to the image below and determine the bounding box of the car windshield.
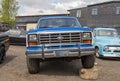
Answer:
[37,18,81,28]
[4,30,21,36]
[9,30,21,35]
[20,30,26,35]
[97,30,118,37]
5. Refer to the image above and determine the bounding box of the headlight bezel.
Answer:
[83,32,92,38]
[28,34,37,41]
[104,46,109,52]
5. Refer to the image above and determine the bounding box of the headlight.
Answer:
[83,32,91,38]
[104,46,109,51]
[29,34,37,41]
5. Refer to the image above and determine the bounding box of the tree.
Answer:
[0,0,19,28]
[0,10,1,21]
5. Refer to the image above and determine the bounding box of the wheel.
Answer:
[0,46,5,63]
[95,48,100,57]
[26,57,40,74]
[81,55,95,68]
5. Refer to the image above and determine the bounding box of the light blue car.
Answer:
[93,28,120,57]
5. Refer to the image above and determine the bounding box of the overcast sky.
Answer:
[17,0,111,16]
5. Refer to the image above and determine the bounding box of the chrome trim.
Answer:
[26,43,92,47]
[103,54,120,57]
[26,48,95,59]
[39,32,83,44]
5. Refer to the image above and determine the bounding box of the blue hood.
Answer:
[27,27,92,34]
[95,36,120,45]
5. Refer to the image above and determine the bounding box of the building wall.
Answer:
[68,1,120,34]
[26,23,37,31]
[0,22,9,31]
[87,2,120,28]
[68,8,87,26]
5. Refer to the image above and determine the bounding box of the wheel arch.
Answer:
[0,43,5,52]
[95,46,99,49]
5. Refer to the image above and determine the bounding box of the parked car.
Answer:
[93,28,120,57]
[0,34,9,63]
[4,29,26,45]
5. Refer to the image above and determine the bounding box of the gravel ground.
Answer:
[0,45,120,81]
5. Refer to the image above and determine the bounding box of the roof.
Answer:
[68,1,120,11]
[17,14,69,18]
[16,14,69,23]
[39,16,76,19]
[88,1,120,7]
[68,7,87,11]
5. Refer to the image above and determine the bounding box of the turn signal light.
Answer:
[28,42,37,46]
[83,39,92,43]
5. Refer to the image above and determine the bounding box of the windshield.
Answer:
[97,30,118,37]
[10,30,21,35]
[4,30,21,36]
[20,30,26,35]
[37,18,81,28]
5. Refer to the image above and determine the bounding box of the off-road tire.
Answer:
[0,47,5,63]
[81,55,95,68]
[26,57,40,74]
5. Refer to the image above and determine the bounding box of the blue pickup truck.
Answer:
[26,16,95,74]
[93,28,120,57]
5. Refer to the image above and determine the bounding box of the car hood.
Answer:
[27,27,92,34]
[95,36,120,45]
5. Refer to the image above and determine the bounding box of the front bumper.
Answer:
[26,46,95,59]
[101,54,120,57]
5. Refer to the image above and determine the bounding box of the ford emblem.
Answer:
[57,36,64,41]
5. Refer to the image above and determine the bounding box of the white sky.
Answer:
[2,0,113,16]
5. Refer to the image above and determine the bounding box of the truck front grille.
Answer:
[39,32,82,44]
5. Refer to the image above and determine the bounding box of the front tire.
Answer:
[81,55,95,68]
[26,57,40,74]
[0,47,5,63]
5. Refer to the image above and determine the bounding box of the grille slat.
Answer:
[39,32,81,44]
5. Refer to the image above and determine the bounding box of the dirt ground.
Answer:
[0,45,120,81]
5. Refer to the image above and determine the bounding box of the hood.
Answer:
[95,36,120,45]
[27,27,92,34]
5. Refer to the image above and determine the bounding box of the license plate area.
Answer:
[55,50,69,56]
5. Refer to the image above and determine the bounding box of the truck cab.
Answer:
[26,16,95,74]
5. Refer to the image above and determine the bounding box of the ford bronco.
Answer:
[26,16,95,74]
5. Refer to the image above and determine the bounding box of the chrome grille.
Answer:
[39,32,82,44]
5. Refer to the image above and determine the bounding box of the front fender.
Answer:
[94,42,105,54]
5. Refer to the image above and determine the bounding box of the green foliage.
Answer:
[0,0,19,28]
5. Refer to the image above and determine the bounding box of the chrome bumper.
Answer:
[26,47,95,59]
[102,54,120,57]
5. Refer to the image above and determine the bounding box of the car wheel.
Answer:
[0,46,5,63]
[95,48,100,57]
[26,57,40,74]
[81,55,95,68]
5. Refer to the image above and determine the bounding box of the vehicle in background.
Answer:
[93,28,120,57]
[0,34,9,63]
[26,16,95,74]
[4,29,26,45]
